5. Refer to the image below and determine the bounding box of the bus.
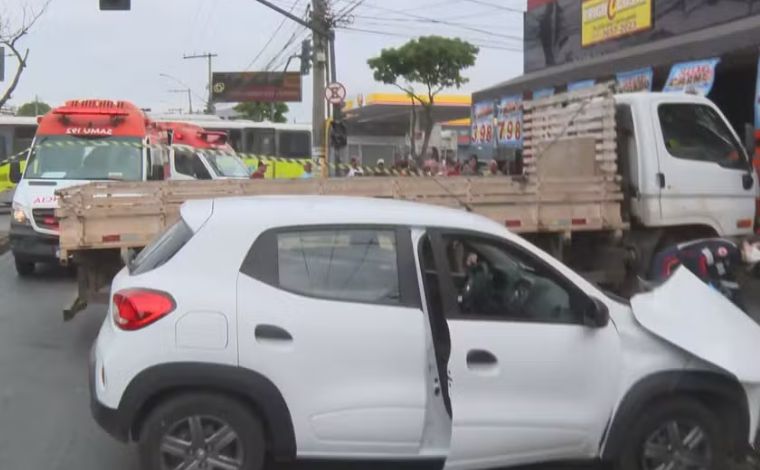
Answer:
[152,114,312,179]
[0,116,40,192]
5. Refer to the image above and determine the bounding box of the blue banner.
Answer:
[496,95,523,148]
[755,56,760,129]
[533,88,554,100]
[567,79,596,92]
[471,101,494,146]
[616,67,653,93]
[663,58,720,95]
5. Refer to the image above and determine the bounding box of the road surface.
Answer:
[0,250,758,470]
[0,254,139,470]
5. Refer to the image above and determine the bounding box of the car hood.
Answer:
[631,268,760,383]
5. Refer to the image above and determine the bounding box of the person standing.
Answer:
[301,161,314,179]
[347,158,364,177]
[462,154,481,176]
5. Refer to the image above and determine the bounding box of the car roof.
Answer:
[187,195,510,236]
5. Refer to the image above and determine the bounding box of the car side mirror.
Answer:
[583,297,610,328]
[9,159,21,183]
[743,172,754,190]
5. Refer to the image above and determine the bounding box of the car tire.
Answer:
[14,257,35,277]
[616,397,728,470]
[139,393,266,470]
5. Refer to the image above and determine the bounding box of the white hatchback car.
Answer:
[90,196,760,470]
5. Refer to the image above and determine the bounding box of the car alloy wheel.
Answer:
[160,415,244,470]
[640,419,712,470]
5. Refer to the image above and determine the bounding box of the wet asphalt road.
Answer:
[0,254,140,470]
[0,246,758,470]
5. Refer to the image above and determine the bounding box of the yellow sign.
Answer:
[581,0,652,47]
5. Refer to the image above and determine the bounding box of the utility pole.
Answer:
[168,89,193,114]
[312,0,329,176]
[183,52,218,114]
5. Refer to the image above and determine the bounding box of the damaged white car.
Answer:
[89,197,760,470]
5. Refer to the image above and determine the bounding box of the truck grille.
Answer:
[32,208,59,231]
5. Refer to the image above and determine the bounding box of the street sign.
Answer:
[211,72,302,103]
[325,82,347,105]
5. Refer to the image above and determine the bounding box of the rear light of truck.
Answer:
[112,289,175,331]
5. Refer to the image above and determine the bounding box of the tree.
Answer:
[0,1,51,110]
[233,101,289,123]
[368,36,479,161]
[16,99,50,116]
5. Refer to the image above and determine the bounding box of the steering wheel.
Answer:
[460,262,492,312]
[506,278,534,315]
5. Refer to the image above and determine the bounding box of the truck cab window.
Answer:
[659,103,747,170]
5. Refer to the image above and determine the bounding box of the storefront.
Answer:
[474,0,760,145]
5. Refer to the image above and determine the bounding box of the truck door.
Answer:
[651,98,755,236]
[423,230,620,469]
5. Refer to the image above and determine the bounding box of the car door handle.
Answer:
[466,349,497,367]
[255,324,293,342]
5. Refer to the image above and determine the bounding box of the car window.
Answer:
[276,229,400,305]
[441,234,584,324]
[174,149,212,179]
[129,219,193,275]
[658,103,747,170]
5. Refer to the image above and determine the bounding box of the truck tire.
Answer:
[615,397,728,470]
[14,257,35,277]
[139,392,265,470]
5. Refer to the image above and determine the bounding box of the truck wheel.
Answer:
[616,398,727,470]
[14,257,35,277]
[139,393,265,470]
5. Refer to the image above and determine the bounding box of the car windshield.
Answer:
[24,135,143,180]
[201,151,251,177]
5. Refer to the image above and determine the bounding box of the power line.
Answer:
[338,26,522,52]
[346,3,522,40]
[245,0,303,70]
[462,0,523,13]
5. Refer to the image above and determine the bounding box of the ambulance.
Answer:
[157,121,250,180]
[8,99,168,276]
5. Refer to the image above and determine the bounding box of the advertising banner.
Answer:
[663,58,720,96]
[471,101,495,146]
[755,56,760,129]
[211,72,302,103]
[533,88,555,100]
[616,67,653,93]
[568,79,596,92]
[496,95,523,148]
[581,0,653,47]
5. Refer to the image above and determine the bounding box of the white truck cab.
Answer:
[615,92,756,238]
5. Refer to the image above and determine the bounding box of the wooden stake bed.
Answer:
[55,83,626,260]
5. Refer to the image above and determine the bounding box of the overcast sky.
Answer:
[5,0,525,121]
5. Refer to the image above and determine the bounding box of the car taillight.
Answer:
[112,289,175,331]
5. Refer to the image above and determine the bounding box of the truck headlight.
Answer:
[11,203,29,225]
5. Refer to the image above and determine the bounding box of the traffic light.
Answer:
[330,121,347,149]
[300,40,312,76]
[100,0,131,10]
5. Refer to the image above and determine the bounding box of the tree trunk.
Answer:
[418,104,435,165]
[0,49,29,110]
[409,100,418,160]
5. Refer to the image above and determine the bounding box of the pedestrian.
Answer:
[424,147,441,176]
[445,157,460,176]
[301,161,314,179]
[488,159,500,176]
[251,163,267,179]
[462,154,481,176]
[375,158,388,176]
[347,157,364,177]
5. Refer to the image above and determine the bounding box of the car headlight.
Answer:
[11,203,29,225]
